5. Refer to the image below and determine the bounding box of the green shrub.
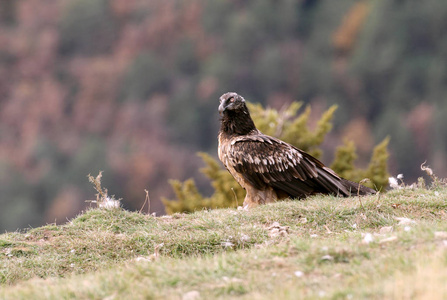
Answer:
[331,137,390,190]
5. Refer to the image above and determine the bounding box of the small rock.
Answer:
[294,270,304,277]
[362,233,374,244]
[239,234,250,242]
[182,290,200,300]
[321,254,334,261]
[270,228,280,234]
[222,276,242,282]
[379,236,398,244]
[267,222,289,238]
[102,294,117,300]
[434,231,447,239]
[268,222,281,229]
[221,241,234,248]
[379,226,393,234]
[5,248,12,257]
[395,217,415,226]
[135,256,150,262]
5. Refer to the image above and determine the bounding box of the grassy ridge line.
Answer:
[4,221,447,300]
[1,188,447,299]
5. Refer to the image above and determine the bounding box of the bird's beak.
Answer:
[218,102,225,115]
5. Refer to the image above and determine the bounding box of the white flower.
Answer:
[434,232,447,239]
[294,271,304,277]
[221,241,234,248]
[362,233,374,244]
[388,177,400,189]
[397,174,404,180]
[182,290,200,300]
[321,254,333,261]
[379,226,393,234]
[135,256,150,262]
[98,197,121,209]
[421,161,433,176]
[379,236,397,244]
[239,234,250,243]
[5,249,12,257]
[395,217,416,225]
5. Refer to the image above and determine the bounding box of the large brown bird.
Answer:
[218,92,376,208]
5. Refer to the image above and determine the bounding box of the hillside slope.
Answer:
[1,187,447,299]
[2,0,447,232]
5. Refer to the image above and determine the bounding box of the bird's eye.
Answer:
[228,97,235,103]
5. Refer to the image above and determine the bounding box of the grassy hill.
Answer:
[1,186,447,299]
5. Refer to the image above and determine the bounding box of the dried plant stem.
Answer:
[86,171,121,209]
[140,189,151,214]
[358,178,370,210]
[88,171,107,200]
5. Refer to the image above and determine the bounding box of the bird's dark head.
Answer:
[218,92,247,115]
[218,92,256,135]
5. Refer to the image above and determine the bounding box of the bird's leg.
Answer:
[243,187,277,209]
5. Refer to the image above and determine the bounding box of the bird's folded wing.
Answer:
[229,135,349,197]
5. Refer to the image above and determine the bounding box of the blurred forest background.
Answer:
[1,0,446,232]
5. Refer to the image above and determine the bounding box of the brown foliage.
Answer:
[333,1,371,53]
[0,0,210,219]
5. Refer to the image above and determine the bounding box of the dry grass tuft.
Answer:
[87,171,121,210]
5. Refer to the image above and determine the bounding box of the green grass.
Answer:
[1,187,447,299]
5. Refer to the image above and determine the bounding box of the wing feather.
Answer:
[228,133,350,198]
